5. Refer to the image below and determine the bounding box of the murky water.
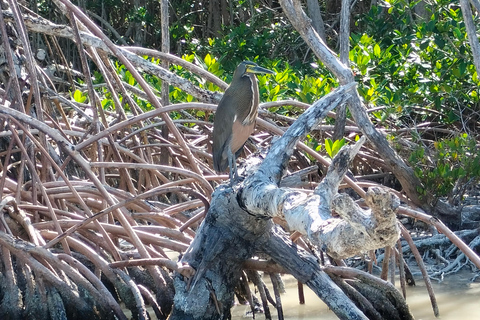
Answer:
[231,272,480,319]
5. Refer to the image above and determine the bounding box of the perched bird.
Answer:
[212,61,274,182]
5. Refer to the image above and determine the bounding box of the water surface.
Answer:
[231,272,480,319]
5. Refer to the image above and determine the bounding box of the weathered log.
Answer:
[170,84,407,319]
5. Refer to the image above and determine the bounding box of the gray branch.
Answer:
[240,82,400,259]
[279,0,425,209]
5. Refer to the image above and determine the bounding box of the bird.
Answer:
[212,61,274,183]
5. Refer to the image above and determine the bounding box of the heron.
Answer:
[212,61,274,183]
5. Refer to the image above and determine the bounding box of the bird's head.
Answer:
[236,61,275,78]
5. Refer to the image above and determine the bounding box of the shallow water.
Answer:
[231,272,480,319]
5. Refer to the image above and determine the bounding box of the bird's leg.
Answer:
[227,147,238,184]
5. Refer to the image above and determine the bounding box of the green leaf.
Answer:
[373,44,381,58]
[125,70,135,86]
[453,27,462,39]
[73,89,86,103]
[325,138,333,158]
[434,36,445,49]
[332,138,346,157]
[270,85,280,97]
[204,54,212,66]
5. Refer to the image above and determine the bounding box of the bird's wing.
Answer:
[232,78,255,123]
[212,91,236,173]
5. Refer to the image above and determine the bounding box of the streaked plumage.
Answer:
[212,61,274,182]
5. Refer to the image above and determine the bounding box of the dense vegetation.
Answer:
[62,0,480,206]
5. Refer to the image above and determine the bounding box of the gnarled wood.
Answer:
[171,84,406,319]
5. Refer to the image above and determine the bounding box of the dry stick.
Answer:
[90,162,212,194]
[42,230,127,281]
[37,218,191,251]
[1,196,43,246]
[87,50,138,194]
[332,0,351,141]
[398,206,480,269]
[85,9,127,45]
[98,139,171,185]
[113,269,149,320]
[400,224,439,317]
[0,229,19,316]
[390,245,396,285]
[179,208,207,232]
[93,52,147,194]
[395,240,407,299]
[69,99,352,192]
[10,10,220,104]
[260,100,356,127]
[94,50,130,120]
[94,51,163,191]
[109,258,178,270]
[9,118,121,260]
[74,102,215,194]
[123,47,228,90]
[0,134,16,200]
[55,0,203,176]
[0,3,36,218]
[46,186,208,248]
[0,5,24,111]
[380,246,390,281]
[460,0,480,75]
[1,112,162,287]
[163,200,205,216]
[269,273,284,320]
[66,9,104,185]
[247,270,272,320]
[240,271,257,319]
[137,284,164,319]
[7,0,41,114]
[43,229,153,318]
[49,34,76,88]
[57,222,189,255]
[7,124,72,255]
[323,265,413,319]
[104,134,138,194]
[160,0,171,172]
[8,0,49,182]
[0,104,168,289]
[257,118,367,198]
[297,281,305,305]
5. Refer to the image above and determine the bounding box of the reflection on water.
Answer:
[231,272,480,319]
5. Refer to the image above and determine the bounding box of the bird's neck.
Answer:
[243,74,259,125]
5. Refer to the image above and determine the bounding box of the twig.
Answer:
[400,224,439,317]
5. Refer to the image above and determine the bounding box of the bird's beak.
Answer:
[246,65,275,75]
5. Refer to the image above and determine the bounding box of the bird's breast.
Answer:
[230,120,255,154]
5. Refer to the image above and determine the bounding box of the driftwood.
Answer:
[170,85,410,319]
